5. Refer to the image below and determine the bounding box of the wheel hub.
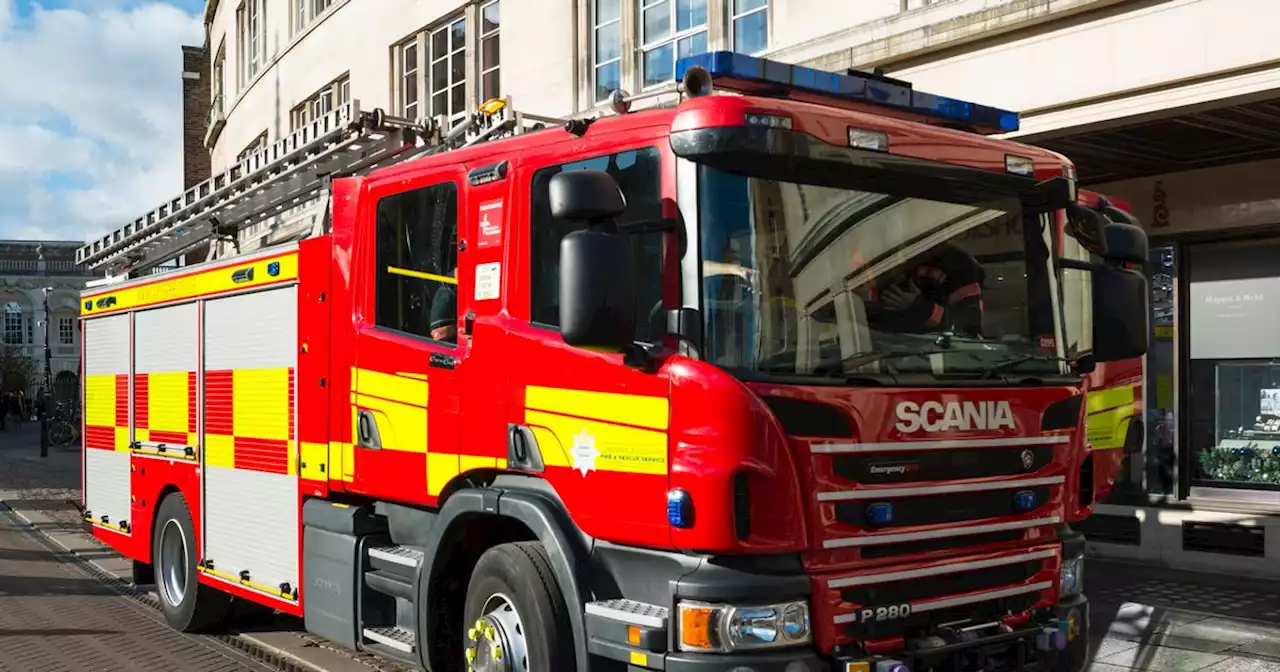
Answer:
[465,593,529,672]
[158,519,189,607]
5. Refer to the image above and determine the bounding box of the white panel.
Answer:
[204,466,299,591]
[204,287,297,370]
[85,449,131,527]
[84,314,129,376]
[135,303,199,373]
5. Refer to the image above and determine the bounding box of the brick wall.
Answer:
[181,45,211,191]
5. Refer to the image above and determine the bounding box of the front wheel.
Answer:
[153,493,231,632]
[461,542,575,672]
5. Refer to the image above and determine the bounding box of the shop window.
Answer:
[374,181,460,344]
[1186,240,1280,490]
[528,147,664,344]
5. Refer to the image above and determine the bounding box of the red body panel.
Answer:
[81,85,1102,659]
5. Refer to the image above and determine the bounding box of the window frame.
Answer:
[728,0,769,55]
[291,73,351,131]
[237,130,269,162]
[592,0,623,104]
[58,317,74,346]
[524,143,670,344]
[370,178,464,347]
[479,0,501,102]
[428,16,469,124]
[3,302,23,346]
[638,0,710,92]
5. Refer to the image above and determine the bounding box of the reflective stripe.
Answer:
[924,303,944,327]
[949,282,982,303]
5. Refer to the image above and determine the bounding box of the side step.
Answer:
[359,544,426,666]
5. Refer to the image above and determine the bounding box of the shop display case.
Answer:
[1197,362,1280,486]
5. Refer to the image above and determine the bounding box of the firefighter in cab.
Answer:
[871,243,986,338]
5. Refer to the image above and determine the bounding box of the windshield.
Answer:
[696,166,1066,380]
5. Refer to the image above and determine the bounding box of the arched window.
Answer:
[3,302,23,346]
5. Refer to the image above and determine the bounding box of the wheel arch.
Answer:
[416,477,592,672]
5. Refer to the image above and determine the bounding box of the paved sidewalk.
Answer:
[9,430,1280,670]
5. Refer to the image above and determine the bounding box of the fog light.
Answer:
[1059,555,1084,597]
[1013,490,1037,512]
[667,489,694,528]
[866,502,893,526]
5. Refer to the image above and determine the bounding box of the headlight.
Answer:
[677,599,811,652]
[1059,555,1084,598]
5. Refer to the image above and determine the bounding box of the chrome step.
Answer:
[363,625,416,653]
[585,598,669,628]
[369,545,425,568]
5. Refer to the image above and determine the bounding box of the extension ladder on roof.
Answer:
[76,98,563,278]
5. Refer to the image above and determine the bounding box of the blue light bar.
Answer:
[675,51,1020,135]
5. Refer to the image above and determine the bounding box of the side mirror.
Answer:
[1065,202,1108,254]
[550,170,637,353]
[1092,265,1148,362]
[549,169,626,222]
[560,229,636,352]
[1100,222,1148,266]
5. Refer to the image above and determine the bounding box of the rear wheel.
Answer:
[153,493,231,632]
[461,542,574,672]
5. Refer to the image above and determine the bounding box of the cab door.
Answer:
[350,164,469,505]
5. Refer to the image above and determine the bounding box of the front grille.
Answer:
[840,560,1040,606]
[834,446,1052,484]
[822,546,1059,643]
[860,529,1026,560]
[835,487,1052,529]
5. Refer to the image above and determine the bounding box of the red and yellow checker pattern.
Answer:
[205,368,296,475]
[135,372,198,448]
[84,374,130,451]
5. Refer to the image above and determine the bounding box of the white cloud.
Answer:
[0,0,202,242]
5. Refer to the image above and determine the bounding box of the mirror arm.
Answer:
[665,307,703,351]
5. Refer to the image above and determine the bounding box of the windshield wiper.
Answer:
[827,348,953,373]
[979,353,1067,379]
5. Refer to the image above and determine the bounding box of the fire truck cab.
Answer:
[78,52,1150,672]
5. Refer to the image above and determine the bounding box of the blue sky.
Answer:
[0,0,203,242]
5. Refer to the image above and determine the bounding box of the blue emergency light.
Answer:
[674,51,1020,135]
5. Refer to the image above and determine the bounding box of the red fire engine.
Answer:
[77,52,1149,672]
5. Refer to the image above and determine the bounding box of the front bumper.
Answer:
[583,541,1089,672]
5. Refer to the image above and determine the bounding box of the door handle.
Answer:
[356,409,382,449]
[429,352,456,370]
[464,310,476,336]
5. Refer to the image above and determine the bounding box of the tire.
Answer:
[461,542,575,672]
[153,493,231,632]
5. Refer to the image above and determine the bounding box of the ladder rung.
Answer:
[77,96,565,276]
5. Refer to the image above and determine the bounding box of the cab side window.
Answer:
[374,181,460,344]
[528,147,664,344]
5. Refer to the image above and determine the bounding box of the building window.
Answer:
[4,302,23,346]
[237,0,266,89]
[399,41,419,119]
[479,1,500,102]
[291,74,351,131]
[212,41,226,117]
[237,131,269,162]
[374,182,460,343]
[294,0,336,35]
[430,18,468,124]
[58,317,73,346]
[730,0,768,54]
[639,0,708,89]
[593,0,621,103]
[528,148,664,343]
[396,13,470,125]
